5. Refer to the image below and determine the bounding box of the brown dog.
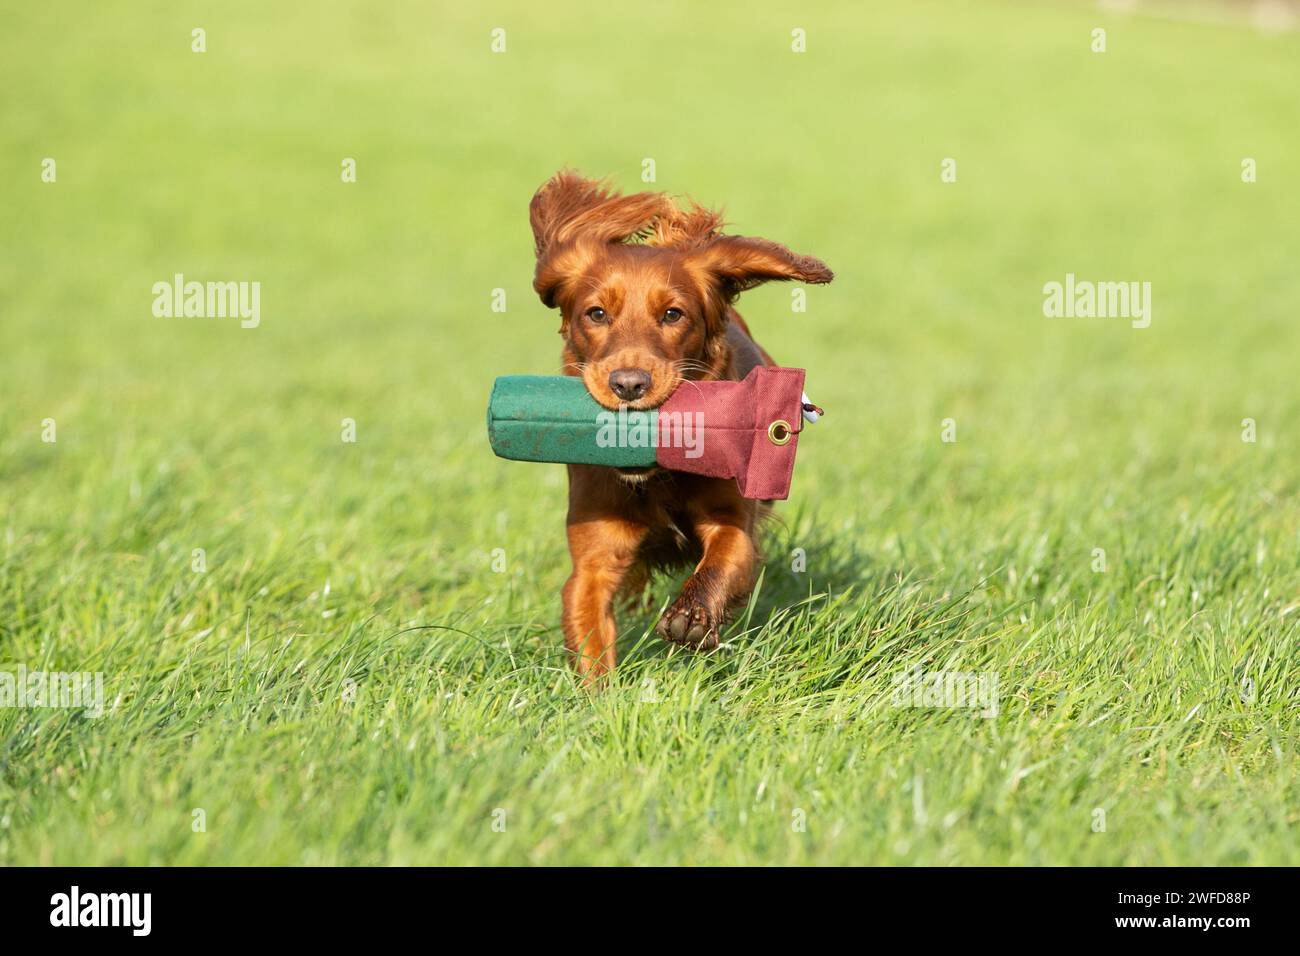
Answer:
[528,171,833,682]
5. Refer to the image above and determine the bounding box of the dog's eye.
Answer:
[662,308,684,325]
[584,307,608,324]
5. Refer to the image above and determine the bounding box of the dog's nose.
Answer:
[608,368,651,402]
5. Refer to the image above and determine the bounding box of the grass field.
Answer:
[2,0,1298,865]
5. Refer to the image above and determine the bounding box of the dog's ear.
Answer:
[690,235,833,299]
[530,171,673,308]
[530,170,672,256]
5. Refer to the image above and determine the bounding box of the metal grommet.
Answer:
[767,419,791,446]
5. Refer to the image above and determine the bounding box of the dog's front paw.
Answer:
[656,598,720,650]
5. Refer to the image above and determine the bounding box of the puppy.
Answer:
[528,171,833,682]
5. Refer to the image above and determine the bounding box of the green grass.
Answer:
[1,0,1298,865]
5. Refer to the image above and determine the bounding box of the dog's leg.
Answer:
[562,516,646,684]
[657,494,756,650]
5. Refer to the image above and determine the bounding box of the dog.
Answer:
[528,171,833,682]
